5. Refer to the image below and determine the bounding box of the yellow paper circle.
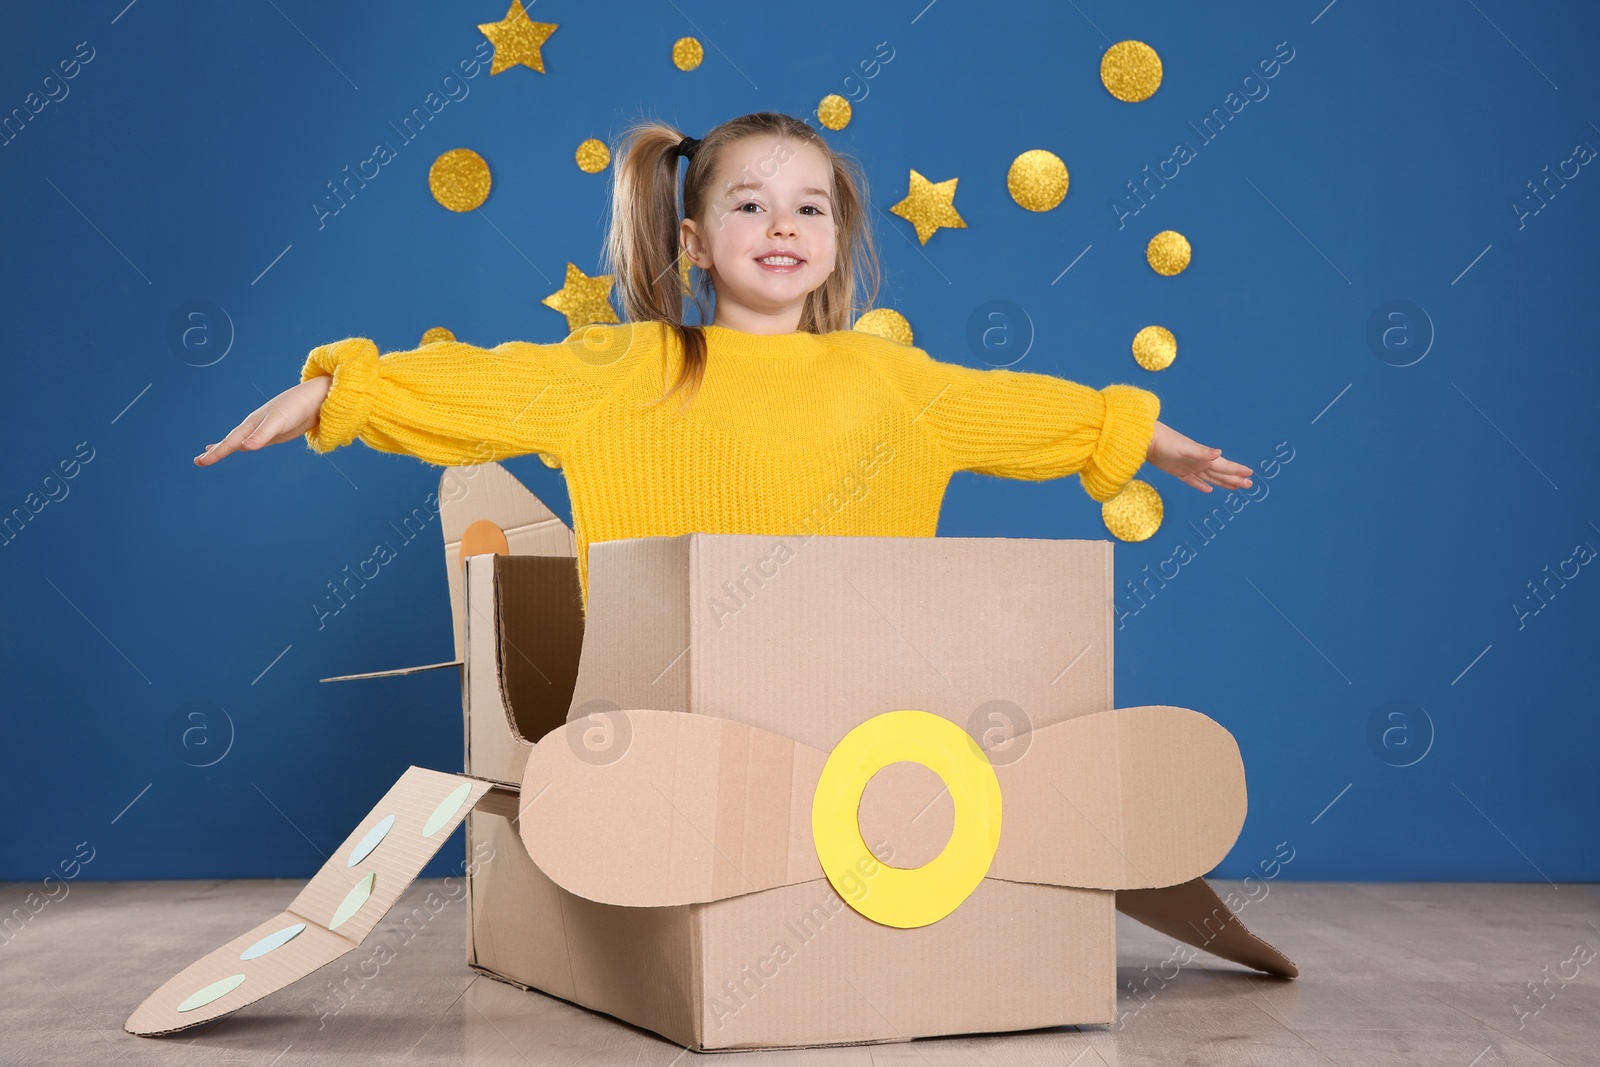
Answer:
[1007,149,1069,212]
[818,93,852,131]
[420,327,455,346]
[853,307,913,346]
[1132,325,1177,370]
[1101,40,1163,102]
[575,138,610,173]
[1102,479,1163,542]
[1146,229,1191,275]
[672,37,703,71]
[811,710,1002,929]
[429,148,491,212]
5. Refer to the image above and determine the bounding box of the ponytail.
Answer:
[602,112,882,410]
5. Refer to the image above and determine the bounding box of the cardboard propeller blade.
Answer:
[126,767,503,1037]
[519,705,1246,908]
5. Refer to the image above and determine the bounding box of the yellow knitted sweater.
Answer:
[300,321,1161,611]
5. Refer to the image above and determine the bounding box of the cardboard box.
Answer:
[127,462,1296,1048]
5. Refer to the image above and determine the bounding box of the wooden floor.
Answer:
[1,878,1595,1066]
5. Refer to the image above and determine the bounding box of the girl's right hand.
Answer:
[1145,419,1253,494]
[194,376,332,466]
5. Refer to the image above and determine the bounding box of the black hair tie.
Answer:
[675,134,702,160]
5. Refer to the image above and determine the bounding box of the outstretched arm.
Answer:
[194,326,648,469]
[1146,420,1253,494]
[861,338,1254,501]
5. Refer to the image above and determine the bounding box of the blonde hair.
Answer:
[602,111,882,409]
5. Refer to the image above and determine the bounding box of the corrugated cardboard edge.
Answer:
[464,553,513,787]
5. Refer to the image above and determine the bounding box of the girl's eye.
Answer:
[736,202,826,216]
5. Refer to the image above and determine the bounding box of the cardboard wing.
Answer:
[125,767,507,1036]
[318,461,576,683]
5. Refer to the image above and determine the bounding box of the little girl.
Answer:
[194,110,1252,611]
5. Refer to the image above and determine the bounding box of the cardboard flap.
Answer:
[319,659,462,683]
[126,767,505,1036]
[1115,877,1300,978]
[438,462,576,664]
[518,706,1246,908]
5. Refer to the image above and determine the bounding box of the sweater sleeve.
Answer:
[869,341,1161,502]
[298,324,647,466]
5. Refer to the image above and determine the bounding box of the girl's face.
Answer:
[681,136,838,334]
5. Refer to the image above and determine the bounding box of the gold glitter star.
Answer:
[541,263,619,332]
[478,1,558,75]
[889,169,966,245]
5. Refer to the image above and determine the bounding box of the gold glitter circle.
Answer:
[420,327,456,345]
[672,37,703,71]
[1101,479,1163,542]
[853,308,913,346]
[537,453,563,468]
[1146,230,1191,275]
[429,148,491,212]
[818,94,853,131]
[1131,325,1177,371]
[575,138,610,174]
[1007,149,1069,212]
[1100,40,1163,102]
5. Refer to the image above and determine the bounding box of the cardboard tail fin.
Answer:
[125,767,508,1036]
[1115,876,1299,978]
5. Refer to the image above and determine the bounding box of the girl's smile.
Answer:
[753,250,805,273]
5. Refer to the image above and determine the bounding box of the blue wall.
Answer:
[2,0,1595,886]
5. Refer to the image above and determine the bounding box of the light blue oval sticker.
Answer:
[347,814,395,867]
[240,922,306,961]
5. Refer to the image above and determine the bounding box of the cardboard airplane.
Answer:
[127,461,1296,1050]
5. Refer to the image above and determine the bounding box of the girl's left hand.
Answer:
[1146,419,1253,493]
